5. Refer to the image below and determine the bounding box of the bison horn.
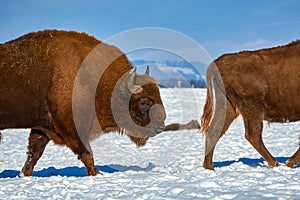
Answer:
[145,65,150,75]
[127,68,143,94]
[133,67,137,73]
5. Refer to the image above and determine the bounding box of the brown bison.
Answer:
[201,40,300,170]
[0,30,166,176]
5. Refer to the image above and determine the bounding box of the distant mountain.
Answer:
[131,60,207,88]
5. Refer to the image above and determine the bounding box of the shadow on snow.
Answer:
[0,163,155,178]
[1,157,299,178]
[213,157,300,168]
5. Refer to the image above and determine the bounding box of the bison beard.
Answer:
[201,40,300,170]
[0,30,166,176]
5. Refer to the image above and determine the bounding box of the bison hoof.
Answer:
[203,163,214,170]
[286,160,296,168]
[204,166,214,170]
[19,171,25,177]
[87,167,100,176]
[269,160,279,168]
[20,167,33,177]
[19,170,32,177]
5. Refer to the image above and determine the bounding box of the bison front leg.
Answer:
[243,113,278,168]
[62,133,99,176]
[77,151,99,176]
[21,129,50,176]
[286,148,300,168]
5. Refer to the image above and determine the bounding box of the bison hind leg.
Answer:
[286,148,300,168]
[204,101,237,170]
[21,129,50,176]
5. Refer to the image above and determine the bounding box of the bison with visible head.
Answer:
[0,30,166,176]
[201,40,300,170]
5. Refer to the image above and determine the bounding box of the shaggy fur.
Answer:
[0,30,166,176]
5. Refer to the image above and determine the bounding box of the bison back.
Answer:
[0,30,99,129]
[215,41,300,122]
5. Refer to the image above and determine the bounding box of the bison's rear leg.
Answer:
[286,148,300,168]
[204,102,237,170]
[21,129,50,176]
[243,113,278,167]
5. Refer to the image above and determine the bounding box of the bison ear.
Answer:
[145,65,150,75]
[127,70,143,94]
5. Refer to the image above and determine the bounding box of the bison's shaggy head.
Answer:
[112,67,166,146]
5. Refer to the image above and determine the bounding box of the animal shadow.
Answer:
[213,157,300,168]
[0,163,155,178]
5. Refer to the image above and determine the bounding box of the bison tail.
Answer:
[200,73,213,135]
[200,62,228,135]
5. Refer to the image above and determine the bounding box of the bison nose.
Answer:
[153,123,165,133]
[157,125,165,133]
[148,104,166,134]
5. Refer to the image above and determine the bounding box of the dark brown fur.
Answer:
[201,40,300,170]
[0,30,166,176]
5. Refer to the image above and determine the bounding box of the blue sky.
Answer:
[1,0,300,59]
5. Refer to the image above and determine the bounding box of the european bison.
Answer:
[0,30,166,176]
[201,40,300,170]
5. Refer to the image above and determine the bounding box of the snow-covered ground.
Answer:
[1,88,300,199]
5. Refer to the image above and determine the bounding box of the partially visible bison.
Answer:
[201,40,300,170]
[0,30,167,176]
[164,120,200,131]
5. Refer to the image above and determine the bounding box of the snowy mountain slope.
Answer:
[132,60,207,88]
[1,88,300,199]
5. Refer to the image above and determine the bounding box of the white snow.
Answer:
[1,88,300,199]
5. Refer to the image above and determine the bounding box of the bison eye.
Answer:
[138,98,154,110]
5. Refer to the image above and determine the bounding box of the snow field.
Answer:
[0,88,300,199]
